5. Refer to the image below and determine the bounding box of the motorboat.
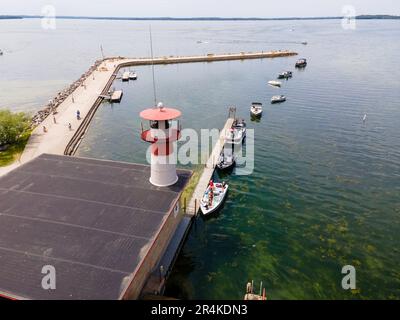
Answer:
[122,71,130,81]
[234,118,246,139]
[216,149,236,171]
[225,127,244,144]
[295,58,307,68]
[301,41,308,45]
[277,71,292,79]
[129,71,137,80]
[225,119,246,144]
[268,80,282,87]
[200,181,229,215]
[271,95,286,104]
[0,49,3,56]
[250,102,263,117]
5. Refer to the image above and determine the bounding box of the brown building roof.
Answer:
[0,154,190,300]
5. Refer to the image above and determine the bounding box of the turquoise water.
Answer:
[2,19,400,299]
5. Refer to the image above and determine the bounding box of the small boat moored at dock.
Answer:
[225,118,246,144]
[216,149,236,171]
[268,80,282,87]
[122,71,130,81]
[250,102,263,117]
[200,181,229,215]
[271,95,286,104]
[295,58,307,68]
[129,71,137,80]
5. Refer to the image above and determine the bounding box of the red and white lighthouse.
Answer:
[140,102,182,187]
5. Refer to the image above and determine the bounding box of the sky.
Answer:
[1,0,400,18]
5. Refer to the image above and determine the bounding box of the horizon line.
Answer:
[1,14,400,21]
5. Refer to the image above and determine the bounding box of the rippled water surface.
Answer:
[2,19,400,299]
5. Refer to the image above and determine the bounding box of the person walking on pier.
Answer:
[53,116,57,124]
[68,123,72,131]
[208,180,214,207]
[76,110,81,120]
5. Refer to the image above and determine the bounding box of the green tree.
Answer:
[0,110,30,146]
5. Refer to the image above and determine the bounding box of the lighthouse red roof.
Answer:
[140,107,181,121]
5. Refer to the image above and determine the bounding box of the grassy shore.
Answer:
[180,164,203,213]
[0,131,31,167]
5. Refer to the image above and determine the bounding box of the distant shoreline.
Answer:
[1,14,400,21]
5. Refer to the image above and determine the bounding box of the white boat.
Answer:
[122,71,130,81]
[234,118,247,140]
[268,80,282,87]
[200,182,229,215]
[225,119,246,144]
[271,95,286,104]
[250,102,263,117]
[216,150,236,171]
[225,128,243,144]
[129,71,137,80]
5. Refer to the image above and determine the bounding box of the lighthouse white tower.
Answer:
[140,103,182,187]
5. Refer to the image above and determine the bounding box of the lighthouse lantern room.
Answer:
[140,102,182,187]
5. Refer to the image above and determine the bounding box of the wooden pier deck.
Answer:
[111,90,123,102]
[186,116,235,216]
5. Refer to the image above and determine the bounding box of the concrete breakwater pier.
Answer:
[117,50,297,67]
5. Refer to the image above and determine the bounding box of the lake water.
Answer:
[1,19,400,299]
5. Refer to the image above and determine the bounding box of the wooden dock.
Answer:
[186,113,235,216]
[99,90,123,102]
[111,90,123,102]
